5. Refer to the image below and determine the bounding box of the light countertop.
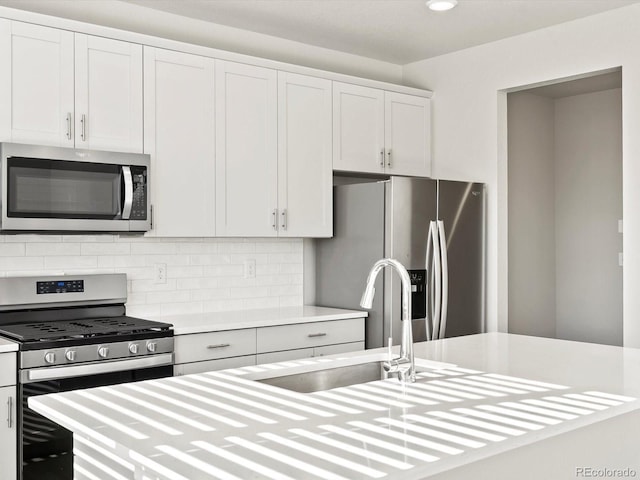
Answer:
[29,333,640,479]
[144,305,368,335]
[0,336,18,353]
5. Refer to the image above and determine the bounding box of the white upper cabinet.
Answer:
[215,63,332,238]
[277,72,332,237]
[333,82,431,177]
[215,60,278,237]
[144,47,215,237]
[75,34,143,153]
[384,91,431,177]
[0,20,74,146]
[333,82,384,174]
[0,20,142,153]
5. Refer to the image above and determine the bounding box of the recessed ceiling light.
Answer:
[426,0,458,11]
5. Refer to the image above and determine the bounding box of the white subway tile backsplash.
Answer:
[146,290,191,304]
[4,234,63,243]
[0,243,26,256]
[27,243,81,256]
[189,288,231,301]
[98,256,147,268]
[203,264,244,277]
[80,243,131,255]
[242,297,280,309]
[44,256,98,270]
[176,277,221,290]
[0,256,45,270]
[175,242,218,254]
[160,301,203,316]
[63,235,116,243]
[143,255,191,266]
[0,235,303,317]
[130,243,177,255]
[166,265,204,278]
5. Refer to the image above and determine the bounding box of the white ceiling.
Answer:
[117,0,640,64]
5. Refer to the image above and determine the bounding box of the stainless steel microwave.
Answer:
[0,143,150,233]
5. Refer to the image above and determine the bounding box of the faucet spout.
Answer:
[360,258,415,383]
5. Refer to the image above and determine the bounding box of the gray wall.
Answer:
[508,88,622,345]
[508,92,557,338]
[554,89,622,345]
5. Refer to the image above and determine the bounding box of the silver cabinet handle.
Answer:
[387,149,392,167]
[206,343,230,349]
[281,209,287,230]
[121,166,133,220]
[308,332,327,338]
[66,113,72,140]
[272,209,278,230]
[6,396,12,429]
[380,149,384,166]
[80,114,86,141]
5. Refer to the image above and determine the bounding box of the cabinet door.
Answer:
[215,60,278,236]
[332,82,384,174]
[144,47,215,237]
[384,91,431,177]
[277,72,332,237]
[0,386,16,480]
[75,34,143,153]
[0,20,74,146]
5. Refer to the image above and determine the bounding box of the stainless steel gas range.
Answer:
[0,273,174,480]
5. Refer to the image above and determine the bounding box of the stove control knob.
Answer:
[129,343,139,355]
[146,342,157,353]
[44,352,56,364]
[65,350,77,362]
[98,346,109,359]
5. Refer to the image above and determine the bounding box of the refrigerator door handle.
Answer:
[437,220,449,339]
[430,221,442,340]
[425,222,434,341]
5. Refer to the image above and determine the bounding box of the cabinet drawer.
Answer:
[314,341,365,357]
[0,353,16,387]
[174,355,256,376]
[257,348,314,365]
[174,328,256,364]
[257,318,364,353]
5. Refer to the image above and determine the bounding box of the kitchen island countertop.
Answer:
[29,333,640,479]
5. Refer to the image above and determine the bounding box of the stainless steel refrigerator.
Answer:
[315,176,486,349]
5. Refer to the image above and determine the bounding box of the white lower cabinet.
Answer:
[257,318,364,354]
[173,317,365,375]
[0,352,16,480]
[174,355,256,376]
[257,341,364,364]
[173,328,256,375]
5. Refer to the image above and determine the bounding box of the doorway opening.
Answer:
[507,68,622,346]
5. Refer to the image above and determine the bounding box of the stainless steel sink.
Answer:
[257,361,388,393]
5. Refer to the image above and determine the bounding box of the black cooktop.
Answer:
[0,316,172,343]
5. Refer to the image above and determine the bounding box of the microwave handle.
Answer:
[121,166,133,220]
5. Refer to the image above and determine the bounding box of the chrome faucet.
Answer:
[360,258,415,383]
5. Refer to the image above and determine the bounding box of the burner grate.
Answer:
[0,316,171,343]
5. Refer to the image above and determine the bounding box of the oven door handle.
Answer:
[22,353,174,384]
[121,165,134,220]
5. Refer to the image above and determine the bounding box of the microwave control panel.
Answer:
[130,166,147,220]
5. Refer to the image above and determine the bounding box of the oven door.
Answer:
[0,143,150,232]
[19,363,172,480]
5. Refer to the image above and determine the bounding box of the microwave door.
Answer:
[2,156,130,232]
